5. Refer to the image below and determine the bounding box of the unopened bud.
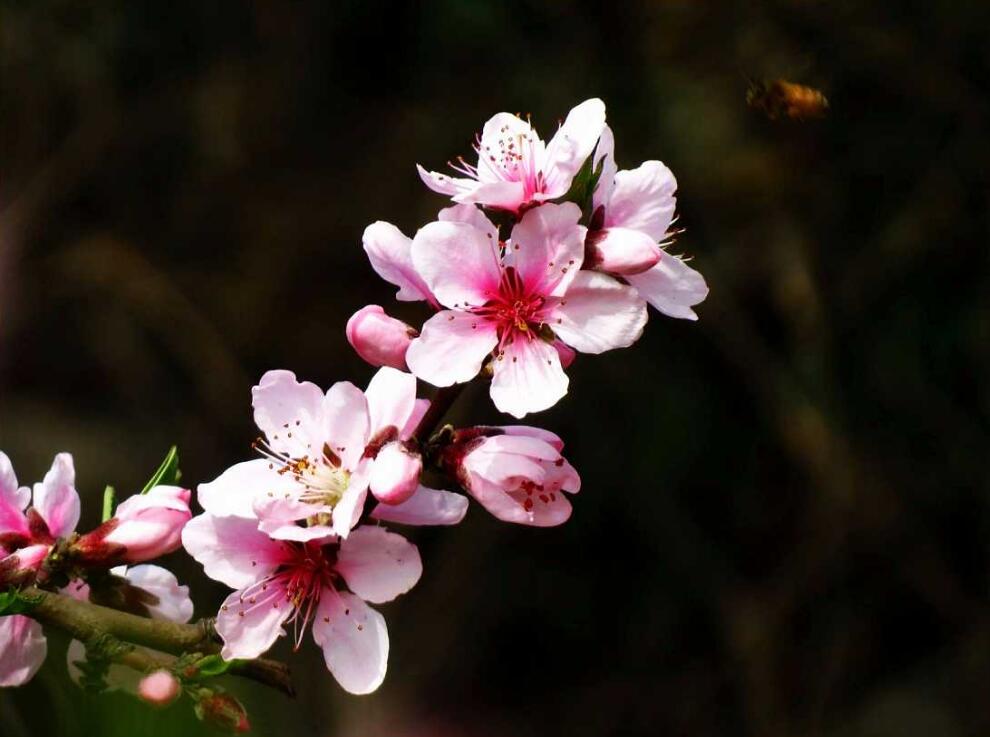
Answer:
[138,669,181,707]
[369,442,422,505]
[196,691,251,733]
[585,227,660,275]
[0,543,49,586]
[346,305,416,371]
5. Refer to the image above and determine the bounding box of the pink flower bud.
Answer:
[138,669,181,707]
[369,442,422,505]
[196,692,251,733]
[585,227,660,275]
[346,305,416,371]
[74,486,192,566]
[441,426,580,527]
[0,543,49,586]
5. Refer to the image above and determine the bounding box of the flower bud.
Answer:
[584,227,660,275]
[0,543,49,586]
[74,486,191,566]
[369,442,422,505]
[441,426,580,527]
[346,305,416,371]
[138,669,181,707]
[195,691,251,733]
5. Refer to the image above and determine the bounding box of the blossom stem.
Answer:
[21,586,295,696]
[412,383,467,445]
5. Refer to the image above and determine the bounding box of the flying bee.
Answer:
[746,79,829,121]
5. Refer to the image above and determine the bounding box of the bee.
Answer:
[746,79,829,121]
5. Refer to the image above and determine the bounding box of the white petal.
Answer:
[363,220,435,304]
[312,590,388,695]
[605,161,677,242]
[318,381,370,471]
[198,459,299,519]
[626,252,709,320]
[551,270,647,353]
[336,526,422,604]
[364,367,417,438]
[489,337,569,418]
[406,311,498,387]
[542,98,607,196]
[32,452,80,538]
[121,564,194,623]
[592,124,617,212]
[252,370,326,457]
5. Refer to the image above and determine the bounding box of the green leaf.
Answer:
[554,153,605,221]
[101,485,116,522]
[0,588,42,616]
[141,446,181,493]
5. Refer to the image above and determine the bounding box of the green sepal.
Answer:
[101,485,116,522]
[0,588,43,616]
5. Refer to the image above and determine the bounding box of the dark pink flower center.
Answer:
[472,267,551,351]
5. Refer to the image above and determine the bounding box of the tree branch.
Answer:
[21,586,295,697]
[412,384,467,445]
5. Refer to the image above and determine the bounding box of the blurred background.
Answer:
[1,1,988,735]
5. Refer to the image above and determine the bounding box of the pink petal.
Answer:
[498,425,565,452]
[363,220,436,305]
[318,381,370,470]
[438,204,499,241]
[406,311,498,387]
[121,564,194,623]
[604,161,677,242]
[542,98,607,196]
[410,220,501,309]
[252,370,326,458]
[415,165,476,198]
[626,252,709,320]
[312,589,388,695]
[217,579,293,660]
[0,615,47,687]
[32,452,79,538]
[0,452,30,541]
[198,459,300,519]
[329,483,368,539]
[468,475,573,527]
[585,227,661,275]
[489,337,568,419]
[346,305,414,371]
[258,518,336,542]
[368,443,421,505]
[592,124,617,212]
[181,513,291,589]
[454,180,527,211]
[336,526,422,604]
[364,367,417,438]
[400,399,430,440]
[370,485,468,527]
[476,113,543,183]
[505,202,585,296]
[551,270,647,354]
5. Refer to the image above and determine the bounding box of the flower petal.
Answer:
[585,227,660,276]
[370,485,468,527]
[438,204,499,241]
[121,564,194,623]
[252,370,326,457]
[32,453,79,538]
[626,252,709,320]
[415,165,476,198]
[181,514,291,589]
[542,98,607,196]
[364,367,417,438]
[551,270,647,354]
[217,579,293,660]
[0,452,30,541]
[336,526,422,604]
[453,180,527,211]
[312,590,388,695]
[411,220,501,309]
[198,459,299,519]
[363,220,436,305]
[505,202,585,296]
[406,311,498,387]
[489,337,568,419]
[592,124,617,212]
[0,615,47,687]
[319,381,370,471]
[604,161,677,242]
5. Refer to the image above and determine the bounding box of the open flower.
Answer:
[405,202,647,418]
[182,516,420,694]
[0,451,80,579]
[417,98,607,214]
[588,126,708,320]
[441,426,580,526]
[198,367,467,539]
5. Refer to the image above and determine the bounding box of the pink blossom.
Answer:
[589,125,708,320]
[137,670,181,707]
[363,221,437,306]
[417,99,607,213]
[441,426,580,526]
[346,305,417,371]
[182,515,420,694]
[198,368,467,538]
[405,202,647,417]
[0,616,47,687]
[74,486,192,566]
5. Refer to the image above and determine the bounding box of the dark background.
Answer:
[2,1,989,735]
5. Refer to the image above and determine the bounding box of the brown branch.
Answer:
[412,384,467,445]
[21,586,294,697]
